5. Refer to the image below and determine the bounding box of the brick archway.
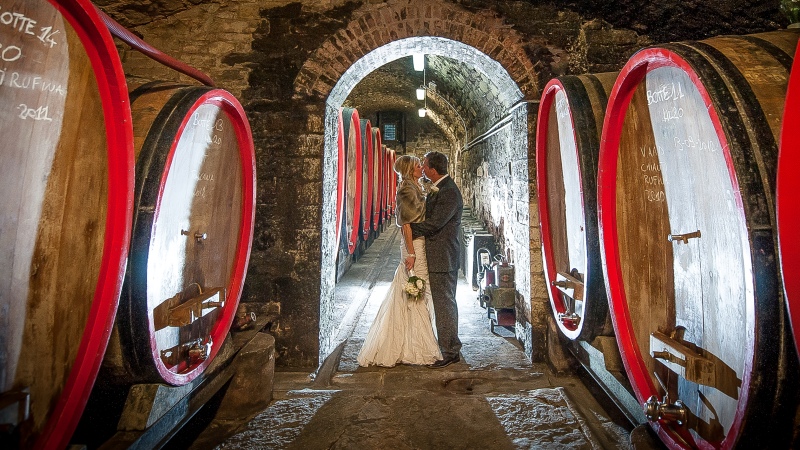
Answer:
[306,0,539,363]
[294,0,540,102]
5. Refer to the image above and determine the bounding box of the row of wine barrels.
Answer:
[0,0,134,448]
[536,72,617,341]
[101,82,256,387]
[335,107,399,257]
[778,39,800,364]
[596,30,799,449]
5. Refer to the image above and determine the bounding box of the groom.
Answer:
[411,151,463,368]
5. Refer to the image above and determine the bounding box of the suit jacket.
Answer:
[411,175,463,273]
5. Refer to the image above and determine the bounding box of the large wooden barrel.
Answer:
[372,128,383,231]
[360,119,373,240]
[778,39,800,360]
[102,82,255,386]
[335,109,346,248]
[598,30,799,449]
[341,108,362,254]
[388,149,397,216]
[380,145,389,223]
[0,0,134,448]
[536,73,617,341]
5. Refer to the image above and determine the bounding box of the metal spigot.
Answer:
[643,371,687,425]
[188,338,212,365]
[558,312,580,326]
[644,395,687,425]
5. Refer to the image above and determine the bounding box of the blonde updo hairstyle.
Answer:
[393,154,420,182]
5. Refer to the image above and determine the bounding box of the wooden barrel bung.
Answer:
[778,39,800,361]
[598,30,799,449]
[536,72,617,341]
[371,128,383,231]
[0,0,134,448]
[340,108,362,254]
[103,83,255,386]
[360,119,373,240]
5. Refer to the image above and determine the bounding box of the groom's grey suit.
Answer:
[411,175,463,360]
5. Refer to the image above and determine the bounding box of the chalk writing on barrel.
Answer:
[647,82,685,106]
[0,8,61,48]
[638,145,666,203]
[0,70,67,95]
[17,103,53,121]
[674,135,720,153]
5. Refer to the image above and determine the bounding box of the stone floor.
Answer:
[207,227,658,450]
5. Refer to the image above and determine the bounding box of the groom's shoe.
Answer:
[428,355,459,369]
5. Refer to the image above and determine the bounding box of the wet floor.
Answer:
[209,226,646,450]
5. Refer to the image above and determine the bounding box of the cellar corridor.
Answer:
[182,227,659,450]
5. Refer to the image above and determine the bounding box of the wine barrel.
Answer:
[360,119,373,240]
[778,39,800,360]
[372,128,383,231]
[380,145,389,223]
[598,30,799,449]
[335,109,346,248]
[536,73,617,341]
[102,82,255,386]
[341,108,362,254]
[0,0,134,448]
[388,149,397,216]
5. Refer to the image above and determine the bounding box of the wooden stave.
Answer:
[0,0,134,448]
[597,31,799,450]
[371,129,383,231]
[341,108,363,254]
[360,119,373,240]
[536,73,617,341]
[106,83,255,386]
[778,39,800,361]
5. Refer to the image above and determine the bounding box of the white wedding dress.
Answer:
[357,236,442,367]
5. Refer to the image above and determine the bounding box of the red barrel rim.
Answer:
[598,47,751,450]
[342,108,362,254]
[149,90,255,385]
[360,119,373,240]
[34,0,134,448]
[536,78,584,339]
[372,129,383,231]
[778,40,800,359]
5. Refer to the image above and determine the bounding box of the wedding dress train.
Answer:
[357,237,442,367]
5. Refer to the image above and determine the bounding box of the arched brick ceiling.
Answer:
[344,53,509,150]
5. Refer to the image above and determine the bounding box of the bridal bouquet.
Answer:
[405,269,426,301]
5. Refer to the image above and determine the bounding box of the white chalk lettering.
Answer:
[0,43,22,62]
[17,103,53,121]
[37,25,59,48]
[647,82,686,105]
[662,106,684,122]
[673,135,720,152]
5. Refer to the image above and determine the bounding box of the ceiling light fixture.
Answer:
[416,88,425,100]
[418,108,427,117]
[413,53,424,71]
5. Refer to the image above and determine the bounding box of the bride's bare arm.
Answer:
[402,223,415,270]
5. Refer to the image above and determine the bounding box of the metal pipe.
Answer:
[95,6,216,87]
[461,99,538,152]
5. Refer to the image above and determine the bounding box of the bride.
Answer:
[357,155,442,367]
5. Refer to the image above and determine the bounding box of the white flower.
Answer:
[415,279,424,290]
